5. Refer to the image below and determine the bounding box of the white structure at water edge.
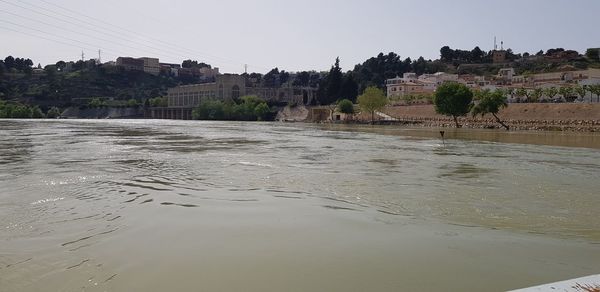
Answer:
[510,274,600,292]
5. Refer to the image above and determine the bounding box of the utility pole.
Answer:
[244,64,248,74]
[81,50,85,62]
[98,49,101,64]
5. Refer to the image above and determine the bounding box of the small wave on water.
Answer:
[31,197,65,205]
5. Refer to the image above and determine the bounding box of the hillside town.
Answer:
[2,45,600,128]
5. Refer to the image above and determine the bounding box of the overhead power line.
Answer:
[0,0,204,63]
[4,0,271,71]
[0,24,118,60]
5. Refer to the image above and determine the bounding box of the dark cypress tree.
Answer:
[339,73,359,103]
[325,57,343,103]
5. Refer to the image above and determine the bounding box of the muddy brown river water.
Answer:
[1,119,599,291]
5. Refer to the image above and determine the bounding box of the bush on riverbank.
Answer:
[0,100,48,118]
[192,95,274,121]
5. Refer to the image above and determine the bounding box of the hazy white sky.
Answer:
[0,0,598,73]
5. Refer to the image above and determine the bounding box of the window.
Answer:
[232,85,240,100]
[218,84,224,99]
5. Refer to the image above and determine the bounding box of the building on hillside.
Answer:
[177,67,220,81]
[148,74,317,120]
[511,68,600,87]
[159,63,181,76]
[492,50,507,63]
[387,72,461,97]
[116,57,144,71]
[139,57,160,75]
[116,56,160,75]
[419,72,459,85]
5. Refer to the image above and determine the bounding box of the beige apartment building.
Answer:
[386,73,436,98]
[139,57,160,75]
[116,56,160,75]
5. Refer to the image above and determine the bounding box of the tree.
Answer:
[254,102,270,121]
[589,85,600,103]
[127,99,139,107]
[471,46,484,63]
[440,46,454,62]
[543,87,559,102]
[263,68,280,87]
[574,85,588,102]
[339,73,358,102]
[433,82,473,128]
[324,57,343,104]
[31,106,45,118]
[586,48,600,61]
[182,60,211,69]
[531,88,544,102]
[4,56,15,69]
[46,107,61,118]
[88,98,105,108]
[558,86,574,102]
[337,99,354,115]
[357,86,387,124]
[55,61,67,71]
[515,88,531,102]
[472,90,509,130]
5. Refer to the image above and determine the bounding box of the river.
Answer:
[1,119,599,291]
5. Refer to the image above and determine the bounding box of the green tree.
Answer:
[558,86,574,102]
[192,100,225,120]
[573,85,588,102]
[472,90,509,130]
[10,104,32,118]
[337,99,354,115]
[586,48,599,61]
[88,98,105,108]
[433,82,473,128]
[339,73,359,102]
[46,106,61,118]
[319,57,343,105]
[127,99,139,107]
[254,102,270,121]
[531,88,544,102]
[589,85,600,103]
[543,87,559,102]
[515,88,531,102]
[31,106,45,118]
[357,86,387,124]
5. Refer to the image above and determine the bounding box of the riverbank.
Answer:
[379,103,600,132]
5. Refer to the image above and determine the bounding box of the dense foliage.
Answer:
[2,43,599,113]
[0,100,51,118]
[357,86,387,123]
[337,99,354,114]
[0,56,203,111]
[191,95,273,121]
[433,82,473,127]
[472,90,509,130]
